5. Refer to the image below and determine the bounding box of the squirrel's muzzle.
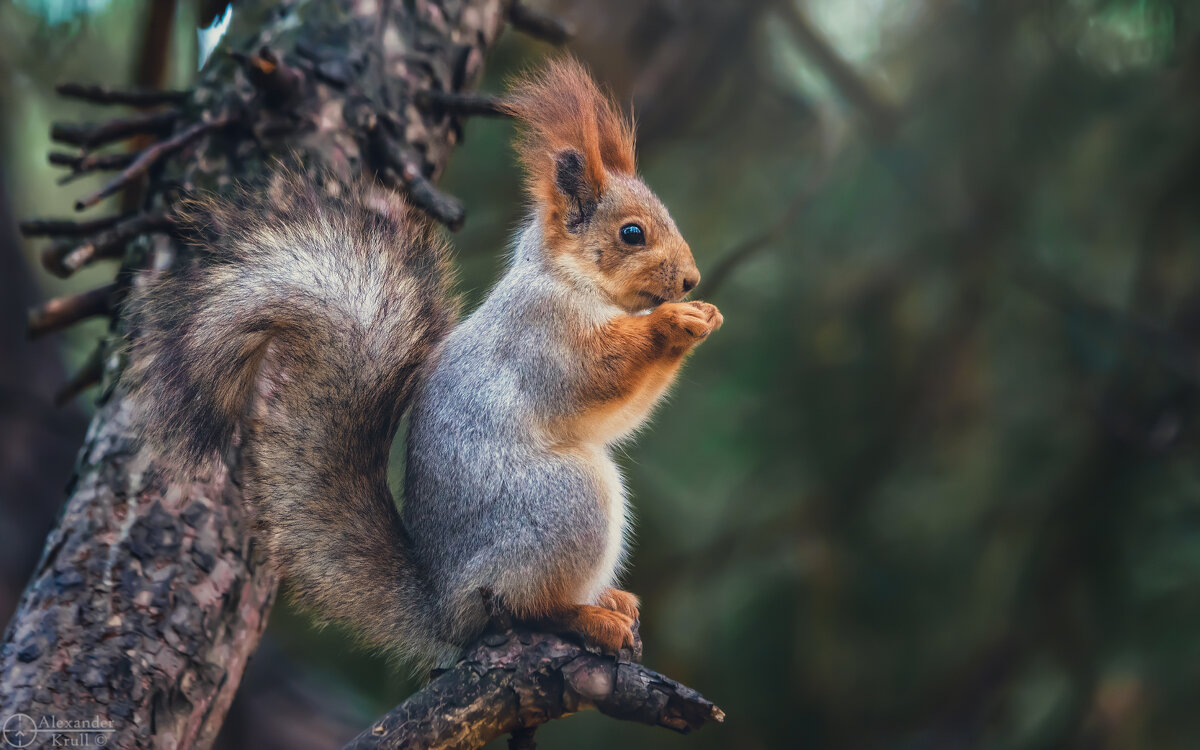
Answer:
[673,253,701,300]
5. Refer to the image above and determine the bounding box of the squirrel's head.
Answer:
[504,58,700,312]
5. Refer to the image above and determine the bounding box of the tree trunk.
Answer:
[0,1,507,746]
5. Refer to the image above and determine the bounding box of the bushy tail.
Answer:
[125,171,457,660]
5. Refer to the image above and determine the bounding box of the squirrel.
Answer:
[125,58,723,666]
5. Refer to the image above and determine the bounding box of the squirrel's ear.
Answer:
[503,57,636,234]
[554,148,599,233]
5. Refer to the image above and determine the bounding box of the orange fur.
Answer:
[508,307,724,653]
[502,584,635,653]
[596,587,640,620]
[503,57,636,208]
[504,58,699,313]
[548,301,723,447]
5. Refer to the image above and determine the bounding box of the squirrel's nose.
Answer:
[681,272,699,295]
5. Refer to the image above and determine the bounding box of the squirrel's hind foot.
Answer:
[565,604,635,653]
[596,587,640,621]
[520,602,634,653]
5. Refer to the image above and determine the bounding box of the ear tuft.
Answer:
[502,56,636,214]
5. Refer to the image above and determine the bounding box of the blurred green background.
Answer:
[5,1,1200,749]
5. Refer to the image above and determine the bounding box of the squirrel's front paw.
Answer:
[570,604,636,652]
[657,301,724,344]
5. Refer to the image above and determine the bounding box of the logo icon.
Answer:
[2,714,36,748]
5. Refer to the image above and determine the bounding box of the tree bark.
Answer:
[0,1,507,746]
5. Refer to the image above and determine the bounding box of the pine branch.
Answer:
[344,627,723,750]
[50,110,179,149]
[375,131,466,229]
[49,151,138,184]
[416,89,508,118]
[19,212,134,237]
[27,284,118,339]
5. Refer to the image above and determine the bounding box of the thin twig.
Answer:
[508,2,574,45]
[19,212,134,238]
[376,133,466,228]
[27,284,118,339]
[55,82,190,106]
[395,163,466,230]
[50,110,179,149]
[75,115,234,211]
[41,211,173,278]
[415,90,509,118]
[49,151,138,184]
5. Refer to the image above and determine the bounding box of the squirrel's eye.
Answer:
[620,223,646,246]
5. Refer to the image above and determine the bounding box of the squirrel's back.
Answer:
[126,171,457,661]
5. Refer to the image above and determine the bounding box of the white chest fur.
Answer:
[581,447,630,604]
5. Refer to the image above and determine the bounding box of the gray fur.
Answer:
[406,221,632,645]
[125,174,457,666]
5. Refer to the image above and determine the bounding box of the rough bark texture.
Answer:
[0,1,507,746]
[344,627,724,750]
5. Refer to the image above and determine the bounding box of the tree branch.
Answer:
[26,284,118,339]
[375,128,467,229]
[50,109,179,149]
[387,162,467,230]
[344,628,723,750]
[49,151,138,184]
[19,212,134,237]
[55,82,190,107]
[40,211,173,277]
[231,46,305,108]
[415,89,509,118]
